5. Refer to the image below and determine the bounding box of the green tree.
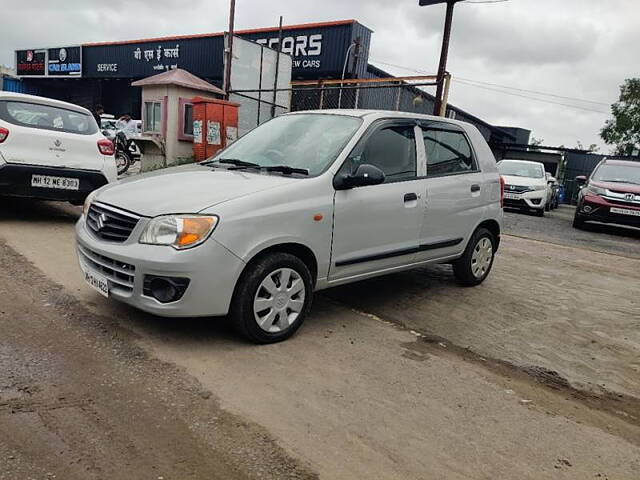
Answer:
[601,78,640,155]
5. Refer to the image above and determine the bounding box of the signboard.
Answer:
[16,50,46,76]
[242,24,353,77]
[48,46,82,76]
[82,36,223,79]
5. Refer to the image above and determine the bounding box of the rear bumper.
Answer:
[577,194,640,228]
[0,163,108,202]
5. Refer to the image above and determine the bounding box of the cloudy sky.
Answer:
[2,0,638,151]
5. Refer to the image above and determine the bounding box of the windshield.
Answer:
[592,163,640,185]
[207,114,363,176]
[497,161,544,179]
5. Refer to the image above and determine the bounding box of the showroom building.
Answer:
[13,19,513,144]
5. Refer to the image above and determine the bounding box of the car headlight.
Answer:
[584,184,606,196]
[83,190,98,216]
[139,215,219,249]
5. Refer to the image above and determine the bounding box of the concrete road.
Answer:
[1,199,639,479]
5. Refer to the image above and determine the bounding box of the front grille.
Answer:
[504,185,532,194]
[86,202,140,243]
[78,244,135,292]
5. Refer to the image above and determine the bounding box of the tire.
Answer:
[535,208,545,217]
[115,151,131,175]
[544,202,551,212]
[229,252,313,344]
[453,228,496,287]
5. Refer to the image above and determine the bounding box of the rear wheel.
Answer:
[115,151,130,175]
[230,253,313,344]
[453,228,496,286]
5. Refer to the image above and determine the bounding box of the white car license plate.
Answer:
[504,192,520,200]
[611,207,640,217]
[31,174,80,190]
[82,267,109,297]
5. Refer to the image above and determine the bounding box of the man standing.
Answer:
[93,104,104,127]
[115,114,137,139]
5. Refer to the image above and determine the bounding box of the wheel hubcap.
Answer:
[471,237,493,279]
[254,268,305,333]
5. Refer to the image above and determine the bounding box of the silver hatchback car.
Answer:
[76,110,503,343]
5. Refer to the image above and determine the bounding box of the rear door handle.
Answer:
[404,193,418,202]
[470,184,481,192]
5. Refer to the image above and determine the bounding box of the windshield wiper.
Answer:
[263,165,309,176]
[217,158,261,169]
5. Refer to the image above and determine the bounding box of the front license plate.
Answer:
[82,268,109,297]
[31,174,80,190]
[611,207,640,217]
[504,192,521,200]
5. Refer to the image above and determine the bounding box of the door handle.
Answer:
[470,184,481,192]
[404,193,418,202]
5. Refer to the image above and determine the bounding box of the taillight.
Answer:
[499,175,505,208]
[97,138,115,155]
[0,127,9,143]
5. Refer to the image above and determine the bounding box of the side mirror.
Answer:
[334,164,385,190]
[575,175,587,184]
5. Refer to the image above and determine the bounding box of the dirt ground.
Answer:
[1,199,639,479]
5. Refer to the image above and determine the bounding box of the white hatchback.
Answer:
[0,92,117,203]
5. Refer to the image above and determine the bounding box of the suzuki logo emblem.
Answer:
[625,193,635,201]
[54,139,62,147]
[96,213,108,231]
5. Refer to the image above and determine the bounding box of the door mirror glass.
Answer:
[334,164,385,190]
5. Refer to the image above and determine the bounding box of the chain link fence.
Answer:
[290,78,440,115]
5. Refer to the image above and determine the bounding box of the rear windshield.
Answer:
[497,161,544,179]
[0,100,98,135]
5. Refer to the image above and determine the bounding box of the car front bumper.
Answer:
[503,190,546,210]
[0,163,108,202]
[577,194,640,228]
[75,217,246,317]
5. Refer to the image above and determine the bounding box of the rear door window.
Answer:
[422,127,477,177]
[0,100,98,135]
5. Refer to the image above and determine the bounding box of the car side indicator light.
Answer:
[313,214,324,222]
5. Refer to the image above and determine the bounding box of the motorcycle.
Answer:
[104,131,139,176]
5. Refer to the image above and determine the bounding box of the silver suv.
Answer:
[75,110,503,343]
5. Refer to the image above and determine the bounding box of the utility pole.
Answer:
[223,0,236,99]
[418,0,463,116]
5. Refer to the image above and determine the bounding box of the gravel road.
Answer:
[1,199,639,479]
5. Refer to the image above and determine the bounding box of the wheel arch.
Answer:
[240,242,319,286]
[474,219,501,251]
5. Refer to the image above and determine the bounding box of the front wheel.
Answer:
[230,253,313,343]
[535,208,545,217]
[115,151,131,175]
[453,228,496,286]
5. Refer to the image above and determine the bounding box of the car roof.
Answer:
[602,158,640,167]
[0,91,91,116]
[289,109,471,128]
